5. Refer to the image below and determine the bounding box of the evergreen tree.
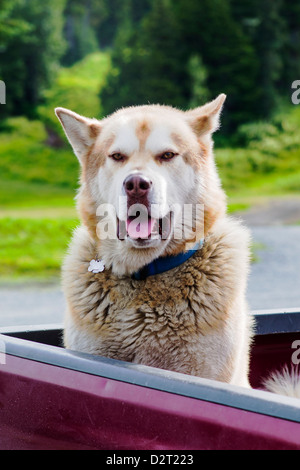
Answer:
[100,0,187,115]
[0,0,31,48]
[230,0,260,27]
[0,0,67,118]
[90,0,151,50]
[174,0,260,129]
[187,55,210,109]
[62,0,100,66]
[137,0,187,107]
[99,2,144,114]
[254,0,285,117]
[279,0,300,98]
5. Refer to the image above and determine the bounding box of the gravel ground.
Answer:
[236,197,300,311]
[234,197,300,226]
[247,225,300,311]
[0,282,65,327]
[1,198,300,327]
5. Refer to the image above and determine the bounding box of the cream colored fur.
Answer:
[263,366,300,398]
[56,96,299,397]
[62,217,252,386]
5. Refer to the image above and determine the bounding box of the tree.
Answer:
[0,0,66,118]
[187,55,210,109]
[138,0,188,107]
[174,0,260,129]
[254,0,285,117]
[100,0,187,115]
[62,0,100,66]
[0,0,31,48]
[95,0,152,49]
[278,0,300,98]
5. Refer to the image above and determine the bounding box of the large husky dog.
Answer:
[56,95,299,397]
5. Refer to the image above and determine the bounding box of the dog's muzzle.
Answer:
[117,173,171,243]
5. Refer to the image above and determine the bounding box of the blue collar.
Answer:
[132,240,204,280]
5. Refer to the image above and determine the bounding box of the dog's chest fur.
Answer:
[63,217,250,380]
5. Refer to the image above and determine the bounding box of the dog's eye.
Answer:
[159,151,177,161]
[110,152,126,162]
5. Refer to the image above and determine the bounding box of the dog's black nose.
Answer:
[123,174,152,197]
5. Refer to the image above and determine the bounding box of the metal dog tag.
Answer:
[88,259,105,274]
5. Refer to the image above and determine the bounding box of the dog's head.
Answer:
[56,95,227,275]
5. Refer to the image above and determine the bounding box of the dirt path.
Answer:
[234,196,300,226]
[233,197,300,310]
[246,225,300,310]
[0,282,64,327]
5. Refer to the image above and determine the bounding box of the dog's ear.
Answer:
[55,108,101,164]
[186,94,226,136]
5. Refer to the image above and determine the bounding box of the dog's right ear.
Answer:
[185,94,226,137]
[55,108,101,164]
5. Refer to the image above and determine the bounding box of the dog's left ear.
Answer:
[55,107,101,164]
[186,94,226,136]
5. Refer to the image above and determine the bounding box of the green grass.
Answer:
[38,51,112,135]
[227,201,251,213]
[0,117,79,207]
[0,217,79,282]
[216,105,300,200]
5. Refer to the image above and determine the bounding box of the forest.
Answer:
[1,0,300,126]
[0,0,300,280]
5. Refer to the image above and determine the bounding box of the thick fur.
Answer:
[62,217,252,386]
[56,96,299,397]
[263,366,300,398]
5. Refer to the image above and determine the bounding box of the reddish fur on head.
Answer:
[55,95,227,269]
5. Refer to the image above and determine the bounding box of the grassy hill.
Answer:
[217,107,300,209]
[0,51,111,211]
[0,51,111,281]
[0,50,300,281]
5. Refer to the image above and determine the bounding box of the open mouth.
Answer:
[117,211,172,242]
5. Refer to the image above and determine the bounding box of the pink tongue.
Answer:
[127,217,156,239]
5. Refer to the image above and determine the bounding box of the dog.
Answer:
[55,95,299,397]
